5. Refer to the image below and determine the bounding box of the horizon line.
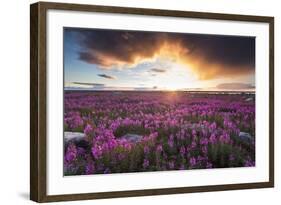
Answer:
[64,88,255,93]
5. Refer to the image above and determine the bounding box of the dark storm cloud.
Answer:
[181,35,255,68]
[75,29,165,68]
[179,35,255,79]
[66,28,255,80]
[216,83,255,90]
[97,74,116,79]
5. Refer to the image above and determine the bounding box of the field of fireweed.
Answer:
[63,91,255,176]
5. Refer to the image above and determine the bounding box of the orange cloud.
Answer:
[68,28,255,80]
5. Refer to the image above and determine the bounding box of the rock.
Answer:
[121,133,143,143]
[64,132,85,143]
[238,132,252,143]
[245,97,253,102]
[112,91,122,95]
[64,132,89,150]
[190,123,207,130]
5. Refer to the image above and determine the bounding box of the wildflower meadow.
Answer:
[63,91,255,175]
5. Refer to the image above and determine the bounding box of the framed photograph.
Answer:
[30,1,274,202]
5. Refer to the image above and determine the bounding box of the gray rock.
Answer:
[64,132,85,143]
[238,132,252,143]
[64,132,89,150]
[190,123,207,130]
[121,133,143,143]
[245,97,253,102]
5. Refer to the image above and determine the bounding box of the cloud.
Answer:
[75,29,165,68]
[133,85,158,91]
[150,68,166,73]
[65,82,106,90]
[72,82,105,86]
[216,83,255,90]
[66,28,255,80]
[97,74,116,79]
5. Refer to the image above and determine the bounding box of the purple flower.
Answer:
[189,157,197,167]
[143,145,150,155]
[77,147,85,156]
[117,153,126,161]
[206,162,213,168]
[91,145,103,159]
[143,159,150,169]
[65,143,77,163]
[200,138,208,146]
[64,91,256,175]
[168,161,175,169]
[192,129,197,136]
[168,139,174,149]
[84,123,93,136]
[124,143,132,151]
[219,132,231,144]
[85,162,95,174]
[65,112,83,129]
[209,122,217,130]
[209,133,217,144]
[191,141,197,149]
[201,146,208,155]
[169,134,174,141]
[156,144,163,153]
[180,146,186,156]
[104,168,111,174]
[244,156,255,167]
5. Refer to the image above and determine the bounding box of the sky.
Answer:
[64,27,255,91]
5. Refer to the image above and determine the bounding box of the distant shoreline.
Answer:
[64,89,255,95]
